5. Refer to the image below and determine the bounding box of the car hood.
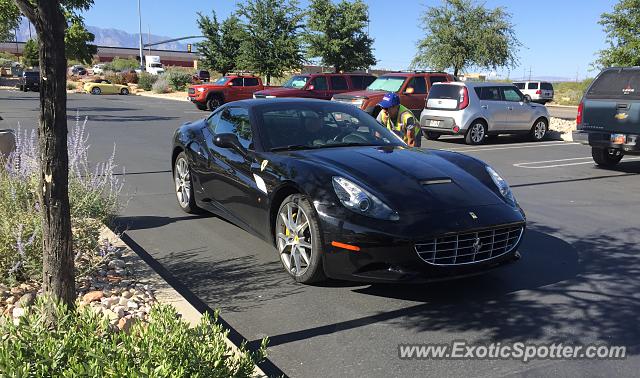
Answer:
[287,146,504,214]
[332,90,387,100]
[255,87,304,96]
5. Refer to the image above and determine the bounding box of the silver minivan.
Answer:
[419,82,550,145]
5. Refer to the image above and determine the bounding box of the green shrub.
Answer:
[66,81,77,90]
[103,57,140,72]
[152,77,171,93]
[138,72,157,91]
[164,69,192,91]
[0,300,267,377]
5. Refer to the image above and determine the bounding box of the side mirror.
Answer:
[404,87,415,95]
[306,84,315,91]
[227,81,234,86]
[213,133,245,153]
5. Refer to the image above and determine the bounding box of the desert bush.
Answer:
[0,300,267,377]
[103,57,139,72]
[138,72,157,91]
[163,68,192,91]
[122,70,139,84]
[152,77,171,93]
[66,81,79,90]
[0,117,122,285]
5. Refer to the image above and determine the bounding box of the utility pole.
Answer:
[137,0,144,69]
[528,66,532,81]
[148,25,151,56]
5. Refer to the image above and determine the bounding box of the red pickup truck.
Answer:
[252,73,376,101]
[331,71,455,116]
[187,74,264,111]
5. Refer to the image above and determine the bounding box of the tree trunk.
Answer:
[16,0,75,309]
[266,74,271,86]
[454,67,459,78]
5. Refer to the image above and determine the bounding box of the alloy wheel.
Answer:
[534,121,546,140]
[276,201,313,276]
[470,123,485,143]
[174,157,191,208]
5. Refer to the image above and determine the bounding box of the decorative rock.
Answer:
[114,268,125,276]
[3,305,14,316]
[112,305,125,318]
[121,290,133,299]
[117,316,136,332]
[118,297,128,306]
[5,296,16,305]
[101,297,119,308]
[12,307,26,318]
[127,300,139,310]
[17,293,36,308]
[108,259,125,269]
[10,287,23,296]
[103,309,119,321]
[82,290,104,303]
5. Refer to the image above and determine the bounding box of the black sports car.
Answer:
[172,99,526,283]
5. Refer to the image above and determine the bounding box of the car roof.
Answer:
[379,72,448,77]
[223,97,351,108]
[434,81,516,88]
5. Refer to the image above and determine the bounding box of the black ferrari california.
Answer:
[172,99,526,283]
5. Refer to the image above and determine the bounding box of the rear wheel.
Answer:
[275,194,326,284]
[207,95,222,111]
[91,87,101,95]
[592,147,623,168]
[465,121,487,145]
[174,152,200,213]
[530,118,548,141]
[120,88,129,95]
[425,131,441,140]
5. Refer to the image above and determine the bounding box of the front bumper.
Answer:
[315,203,526,283]
[573,130,640,153]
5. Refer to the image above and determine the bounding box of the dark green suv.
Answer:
[18,70,39,92]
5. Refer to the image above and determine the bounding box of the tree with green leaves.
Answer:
[237,0,305,85]
[305,0,376,72]
[0,0,20,41]
[595,0,640,68]
[5,0,94,313]
[22,38,39,67]
[65,15,97,64]
[411,0,520,77]
[196,11,245,76]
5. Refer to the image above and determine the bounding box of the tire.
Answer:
[120,88,129,95]
[22,85,27,92]
[173,152,200,213]
[275,194,326,284]
[592,147,623,168]
[465,120,487,145]
[207,95,222,111]
[524,94,532,102]
[425,131,441,140]
[530,118,548,141]
[195,103,208,111]
[91,87,101,95]
[18,85,24,91]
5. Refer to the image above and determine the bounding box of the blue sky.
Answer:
[81,0,618,80]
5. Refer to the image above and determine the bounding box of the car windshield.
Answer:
[150,63,162,68]
[366,76,407,92]
[213,77,230,85]
[282,75,310,89]
[255,102,405,151]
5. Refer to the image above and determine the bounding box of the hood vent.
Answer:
[420,178,452,185]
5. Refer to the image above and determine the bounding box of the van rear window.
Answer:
[541,82,553,90]
[587,69,640,99]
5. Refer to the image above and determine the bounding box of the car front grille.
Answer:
[188,88,195,95]
[415,225,523,266]
[253,94,266,99]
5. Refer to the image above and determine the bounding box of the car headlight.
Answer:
[196,87,205,92]
[485,166,516,205]
[350,99,364,108]
[332,176,399,221]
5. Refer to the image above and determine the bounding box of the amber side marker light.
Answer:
[331,241,361,252]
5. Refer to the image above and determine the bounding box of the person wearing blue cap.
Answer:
[376,92,420,147]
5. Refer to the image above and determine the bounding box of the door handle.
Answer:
[481,105,488,109]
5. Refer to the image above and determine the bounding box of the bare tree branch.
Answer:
[13,0,37,23]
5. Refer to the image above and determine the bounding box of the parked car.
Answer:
[420,82,550,145]
[92,64,106,74]
[573,67,640,168]
[171,98,526,283]
[253,73,376,101]
[70,65,87,76]
[332,71,454,116]
[194,69,210,82]
[0,118,16,159]
[187,74,265,111]
[18,70,39,92]
[83,79,130,95]
[513,81,554,104]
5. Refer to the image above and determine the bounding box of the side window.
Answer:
[406,76,427,94]
[330,76,348,90]
[206,110,222,133]
[477,87,501,101]
[231,77,244,86]
[311,76,328,90]
[215,107,253,149]
[350,76,365,90]
[244,77,259,86]
[513,82,525,90]
[527,82,539,90]
[502,87,523,102]
[429,76,448,86]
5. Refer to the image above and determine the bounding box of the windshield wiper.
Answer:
[270,144,318,152]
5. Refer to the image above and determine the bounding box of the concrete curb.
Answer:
[134,91,189,102]
[547,104,579,109]
[100,226,267,377]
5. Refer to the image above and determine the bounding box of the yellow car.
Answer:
[84,80,130,95]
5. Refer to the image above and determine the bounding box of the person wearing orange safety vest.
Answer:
[376,92,421,147]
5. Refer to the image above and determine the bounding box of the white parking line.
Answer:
[514,156,640,169]
[445,141,578,153]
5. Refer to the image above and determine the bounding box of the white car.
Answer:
[92,64,106,74]
[420,82,551,145]
[513,81,554,104]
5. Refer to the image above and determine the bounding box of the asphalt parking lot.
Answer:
[2,90,639,377]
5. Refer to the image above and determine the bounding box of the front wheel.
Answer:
[275,194,326,284]
[207,96,222,111]
[174,152,200,213]
[465,121,487,145]
[91,87,101,95]
[592,147,623,168]
[120,88,129,95]
[530,118,548,141]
